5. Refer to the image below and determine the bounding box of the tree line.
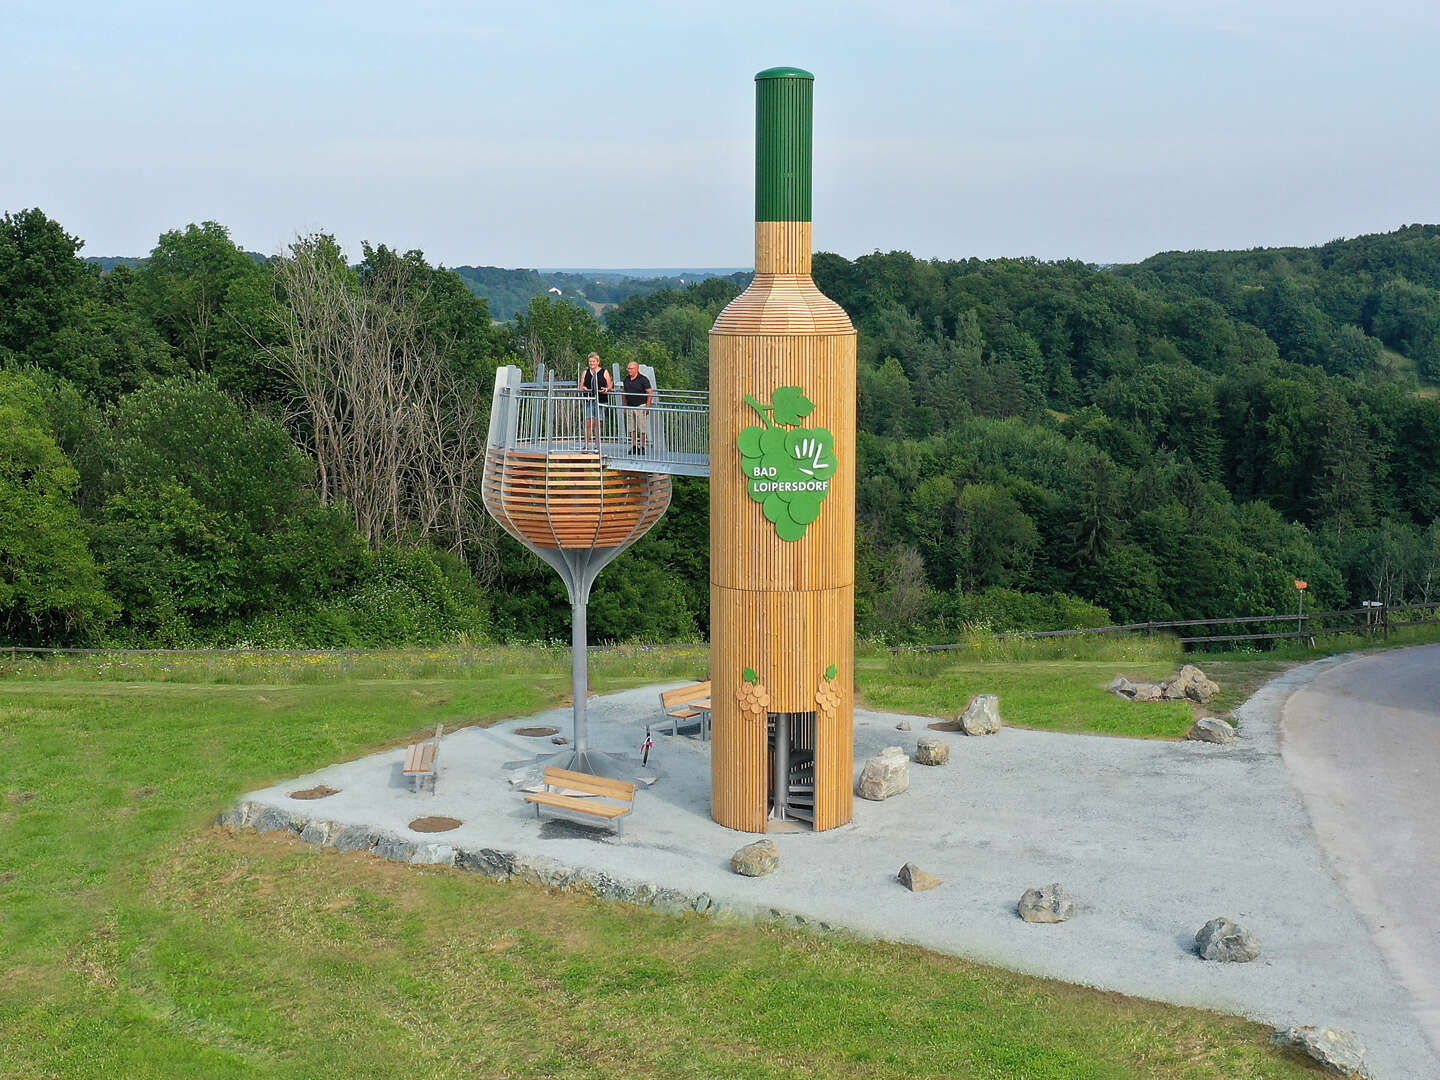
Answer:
[2,208,1438,647]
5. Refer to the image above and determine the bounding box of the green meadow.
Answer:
[0,642,1389,1077]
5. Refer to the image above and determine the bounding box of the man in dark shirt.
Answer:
[620,361,654,453]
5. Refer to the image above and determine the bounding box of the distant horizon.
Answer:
[79,219,1440,277]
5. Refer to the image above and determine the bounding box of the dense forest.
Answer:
[3,208,1438,647]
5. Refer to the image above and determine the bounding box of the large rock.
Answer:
[1018,883,1074,923]
[955,694,1002,734]
[897,863,942,891]
[914,736,950,766]
[1175,664,1220,703]
[1188,717,1236,743]
[1160,679,1189,701]
[857,746,910,800]
[253,806,300,835]
[1129,682,1165,703]
[1195,917,1261,962]
[1270,1026,1370,1077]
[1110,666,1220,704]
[731,839,780,877]
[929,694,1002,735]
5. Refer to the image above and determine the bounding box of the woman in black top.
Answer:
[579,352,612,449]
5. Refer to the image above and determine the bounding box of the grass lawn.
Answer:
[855,624,1440,740]
[857,637,1195,738]
[0,645,1358,1078]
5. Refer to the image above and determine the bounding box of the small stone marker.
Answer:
[731,839,780,877]
[896,719,911,731]
[1188,717,1236,743]
[914,736,949,765]
[1195,917,1261,962]
[1018,883,1074,923]
[856,746,910,800]
[930,694,1002,735]
[897,863,942,891]
[1270,1026,1370,1077]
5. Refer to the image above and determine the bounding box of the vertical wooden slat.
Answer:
[710,302,856,832]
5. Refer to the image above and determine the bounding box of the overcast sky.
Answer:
[3,0,1437,268]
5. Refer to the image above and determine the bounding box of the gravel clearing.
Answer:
[236,653,1440,1079]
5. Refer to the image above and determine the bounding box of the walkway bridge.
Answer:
[486,364,710,478]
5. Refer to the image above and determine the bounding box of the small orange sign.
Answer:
[1294,580,1308,590]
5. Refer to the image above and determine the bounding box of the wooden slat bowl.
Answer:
[482,448,671,550]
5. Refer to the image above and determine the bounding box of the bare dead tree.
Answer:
[263,235,494,573]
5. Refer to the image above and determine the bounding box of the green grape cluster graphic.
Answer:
[737,386,837,541]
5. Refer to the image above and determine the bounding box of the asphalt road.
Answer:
[1282,643,1440,1066]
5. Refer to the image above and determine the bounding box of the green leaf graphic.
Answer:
[771,386,816,426]
[825,664,838,681]
[742,667,757,683]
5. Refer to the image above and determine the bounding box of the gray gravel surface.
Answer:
[239,651,1440,1079]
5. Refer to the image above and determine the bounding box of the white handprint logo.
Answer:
[793,437,831,477]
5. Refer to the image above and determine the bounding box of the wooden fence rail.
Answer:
[911,601,1440,652]
[4,603,1438,659]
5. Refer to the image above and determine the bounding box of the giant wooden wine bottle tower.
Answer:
[709,67,857,832]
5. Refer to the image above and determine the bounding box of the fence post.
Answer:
[1383,602,1390,642]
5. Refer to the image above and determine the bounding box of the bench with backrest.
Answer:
[659,680,711,739]
[403,723,444,792]
[524,766,636,836]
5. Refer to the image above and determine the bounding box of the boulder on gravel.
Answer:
[914,736,950,765]
[897,863,942,891]
[731,839,780,877]
[857,746,910,801]
[1270,1026,1370,1077]
[1188,717,1236,743]
[896,719,911,731]
[1195,917,1261,962]
[931,694,1002,735]
[1018,883,1074,923]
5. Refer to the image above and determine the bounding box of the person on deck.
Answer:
[620,361,655,453]
[579,352,612,449]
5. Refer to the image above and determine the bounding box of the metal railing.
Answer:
[488,366,710,477]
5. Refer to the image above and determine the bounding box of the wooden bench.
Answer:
[402,723,444,792]
[524,766,636,836]
[659,680,711,740]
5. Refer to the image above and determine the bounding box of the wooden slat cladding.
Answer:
[708,332,857,594]
[712,274,852,336]
[755,222,812,275]
[481,448,671,551]
[710,267,857,833]
[710,585,853,832]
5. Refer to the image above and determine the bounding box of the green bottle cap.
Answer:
[754,67,813,223]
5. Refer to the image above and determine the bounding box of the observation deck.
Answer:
[482,362,710,558]
[485,365,710,479]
